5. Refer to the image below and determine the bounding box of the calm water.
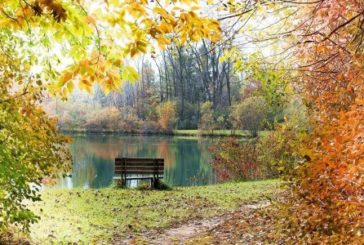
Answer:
[57,135,217,188]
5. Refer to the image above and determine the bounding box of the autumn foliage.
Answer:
[0,72,71,231]
[1,0,364,243]
[284,1,364,243]
[210,138,263,181]
[0,0,220,234]
[158,101,177,131]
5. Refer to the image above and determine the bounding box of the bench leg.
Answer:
[120,174,126,188]
[122,179,126,188]
[152,178,160,189]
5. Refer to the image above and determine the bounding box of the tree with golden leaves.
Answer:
[0,0,221,231]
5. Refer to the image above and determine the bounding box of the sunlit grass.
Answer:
[29,179,281,244]
[173,129,246,135]
[173,129,269,136]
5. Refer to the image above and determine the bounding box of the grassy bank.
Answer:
[28,179,281,244]
[173,129,249,137]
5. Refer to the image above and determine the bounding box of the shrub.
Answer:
[210,121,307,182]
[44,100,99,130]
[210,138,265,181]
[140,121,160,133]
[86,107,121,131]
[158,101,176,131]
[119,110,142,133]
[199,101,215,133]
[230,96,270,137]
[257,122,307,178]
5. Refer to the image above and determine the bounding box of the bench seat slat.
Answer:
[115,167,164,171]
[116,158,163,163]
[115,166,163,171]
[115,170,164,174]
[115,157,165,187]
[120,158,163,161]
[113,176,163,180]
[115,162,164,167]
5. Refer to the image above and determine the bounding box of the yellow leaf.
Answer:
[84,16,96,25]
[58,71,73,87]
[121,65,139,83]
[66,81,74,93]
[79,78,93,93]
[156,36,171,49]
[159,23,173,33]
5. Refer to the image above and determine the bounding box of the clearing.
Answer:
[28,179,281,244]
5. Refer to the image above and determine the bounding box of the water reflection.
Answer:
[58,135,216,188]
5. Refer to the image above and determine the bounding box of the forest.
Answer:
[0,0,363,244]
[44,43,288,136]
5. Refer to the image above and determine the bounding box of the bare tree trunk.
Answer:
[225,62,232,106]
[153,58,164,102]
[177,46,185,122]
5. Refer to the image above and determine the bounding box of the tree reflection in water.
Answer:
[57,135,216,188]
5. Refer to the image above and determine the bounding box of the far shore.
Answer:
[59,129,268,138]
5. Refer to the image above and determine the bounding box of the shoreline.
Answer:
[60,129,254,138]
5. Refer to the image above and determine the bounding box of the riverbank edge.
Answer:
[60,129,263,138]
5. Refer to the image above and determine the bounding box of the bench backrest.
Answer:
[115,158,164,175]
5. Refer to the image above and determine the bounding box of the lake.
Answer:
[57,134,217,188]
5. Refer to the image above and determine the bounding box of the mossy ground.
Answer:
[28,179,281,244]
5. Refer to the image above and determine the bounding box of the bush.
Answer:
[44,100,99,130]
[199,101,215,133]
[210,138,266,181]
[86,107,121,131]
[230,96,270,137]
[140,121,160,133]
[210,121,307,182]
[119,110,142,133]
[158,101,176,131]
[257,122,307,177]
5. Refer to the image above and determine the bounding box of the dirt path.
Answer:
[119,201,271,245]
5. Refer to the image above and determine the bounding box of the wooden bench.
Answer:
[114,157,164,188]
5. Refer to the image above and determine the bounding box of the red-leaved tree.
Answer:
[287,1,364,242]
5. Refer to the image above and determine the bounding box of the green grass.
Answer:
[173,129,245,136]
[28,179,281,244]
[173,129,264,137]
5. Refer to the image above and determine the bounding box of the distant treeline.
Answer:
[44,43,303,136]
